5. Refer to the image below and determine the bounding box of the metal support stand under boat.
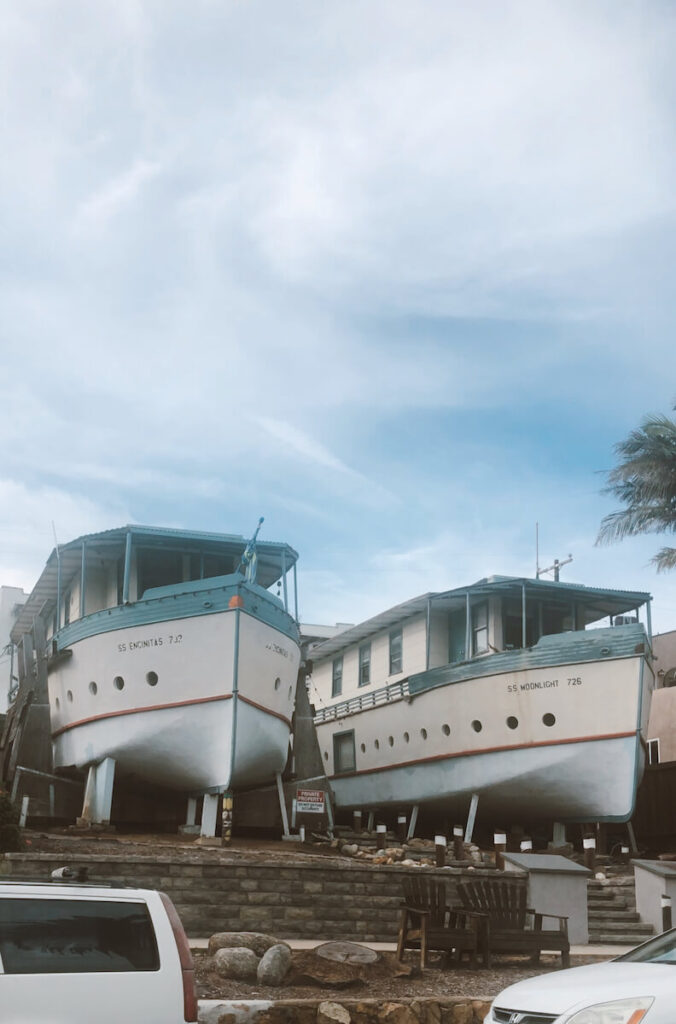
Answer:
[406,804,419,841]
[275,771,290,838]
[200,793,220,838]
[552,821,566,847]
[77,757,116,827]
[179,796,201,836]
[627,820,639,854]
[464,792,479,844]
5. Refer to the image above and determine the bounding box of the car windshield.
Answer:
[616,928,676,965]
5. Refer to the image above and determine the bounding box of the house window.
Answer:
[472,603,488,656]
[359,643,371,687]
[648,739,660,765]
[389,628,403,674]
[333,730,356,774]
[332,657,343,697]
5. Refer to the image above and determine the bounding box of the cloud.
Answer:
[75,158,162,231]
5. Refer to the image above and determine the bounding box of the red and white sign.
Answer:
[296,789,326,814]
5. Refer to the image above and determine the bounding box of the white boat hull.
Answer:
[49,607,300,792]
[316,647,651,823]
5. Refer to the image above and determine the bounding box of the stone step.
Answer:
[589,933,651,945]
[589,920,653,935]
[588,910,641,922]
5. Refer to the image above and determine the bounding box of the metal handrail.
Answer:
[314,677,411,723]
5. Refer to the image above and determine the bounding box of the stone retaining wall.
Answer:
[199,997,492,1023]
[0,852,519,942]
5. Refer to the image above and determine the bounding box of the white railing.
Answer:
[313,677,411,723]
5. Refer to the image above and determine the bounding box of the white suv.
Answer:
[0,880,197,1023]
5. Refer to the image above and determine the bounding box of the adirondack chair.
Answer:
[396,876,482,969]
[456,878,570,969]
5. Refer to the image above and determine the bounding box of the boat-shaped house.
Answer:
[7,525,300,832]
[310,576,654,828]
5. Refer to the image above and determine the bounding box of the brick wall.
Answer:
[0,852,519,941]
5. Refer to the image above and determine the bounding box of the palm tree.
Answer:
[597,406,676,571]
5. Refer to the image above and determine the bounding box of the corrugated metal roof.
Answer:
[311,575,652,662]
[408,623,648,694]
[11,524,298,642]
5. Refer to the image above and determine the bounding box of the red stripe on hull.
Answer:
[328,729,637,780]
[52,692,291,738]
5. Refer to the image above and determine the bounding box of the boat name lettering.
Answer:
[507,678,559,693]
[265,641,289,659]
[117,633,183,653]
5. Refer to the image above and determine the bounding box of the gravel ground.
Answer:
[195,950,607,1003]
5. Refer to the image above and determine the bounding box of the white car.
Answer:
[484,928,676,1024]
[0,880,197,1024]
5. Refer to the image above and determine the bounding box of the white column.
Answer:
[201,793,220,837]
[93,757,116,825]
[185,797,198,827]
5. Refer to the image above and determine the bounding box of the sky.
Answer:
[1,0,676,633]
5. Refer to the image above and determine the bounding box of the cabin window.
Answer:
[332,657,343,697]
[333,730,356,774]
[63,589,71,626]
[359,644,371,687]
[472,603,488,655]
[389,628,403,674]
[648,739,660,765]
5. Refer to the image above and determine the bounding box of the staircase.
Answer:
[588,875,654,945]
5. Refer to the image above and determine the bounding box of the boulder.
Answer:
[317,1002,352,1024]
[256,943,292,986]
[342,843,359,856]
[208,931,279,957]
[213,946,259,981]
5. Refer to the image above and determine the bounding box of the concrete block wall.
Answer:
[0,852,521,941]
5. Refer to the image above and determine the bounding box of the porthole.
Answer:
[360,742,366,753]
[89,681,98,696]
[471,719,482,733]
[55,697,60,710]
[543,713,556,727]
[442,723,450,736]
[420,728,428,740]
[388,735,394,747]
[506,716,518,730]
[403,731,410,743]
[274,677,281,691]
[66,690,73,703]
[374,739,380,750]
[113,676,125,691]
[146,671,158,687]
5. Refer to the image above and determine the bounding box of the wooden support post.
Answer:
[396,814,407,842]
[376,824,387,850]
[661,894,672,932]
[464,792,479,844]
[353,810,363,834]
[583,834,596,873]
[367,811,375,833]
[435,834,446,868]
[494,830,507,870]
[627,820,638,854]
[221,791,233,845]
[520,837,533,853]
[406,804,419,841]
[185,797,197,827]
[453,825,465,861]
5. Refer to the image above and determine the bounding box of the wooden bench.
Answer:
[396,876,482,969]
[456,878,570,968]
